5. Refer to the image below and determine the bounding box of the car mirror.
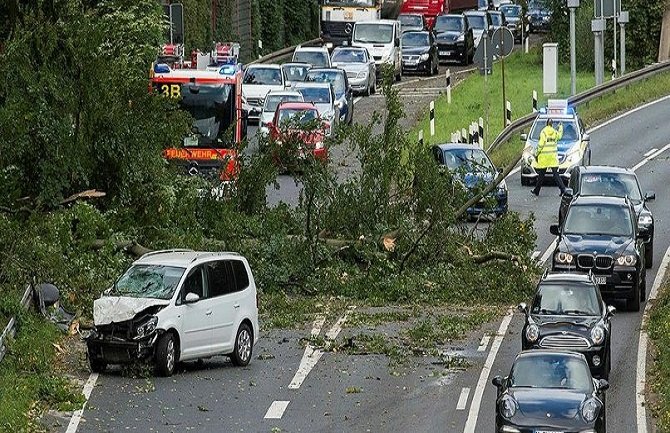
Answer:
[563,188,574,199]
[492,376,504,388]
[520,133,528,141]
[517,302,528,314]
[184,292,200,304]
[550,224,560,236]
[597,378,610,391]
[645,191,656,201]
[335,100,343,109]
[606,305,616,318]
[582,133,590,142]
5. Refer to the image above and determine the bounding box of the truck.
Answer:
[319,0,402,48]
[399,0,479,29]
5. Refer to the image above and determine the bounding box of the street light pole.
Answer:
[592,18,605,85]
[568,0,580,95]
[619,10,629,75]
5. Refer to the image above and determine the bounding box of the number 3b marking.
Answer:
[160,84,181,98]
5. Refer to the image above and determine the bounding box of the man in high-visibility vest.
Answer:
[531,118,567,196]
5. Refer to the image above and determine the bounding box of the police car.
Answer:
[520,100,591,186]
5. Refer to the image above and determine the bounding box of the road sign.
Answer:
[491,27,514,58]
[164,3,184,45]
[474,36,493,75]
[594,0,620,18]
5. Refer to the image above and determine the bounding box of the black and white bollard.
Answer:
[478,117,484,146]
[532,90,538,113]
[461,128,467,143]
[506,101,512,126]
[446,69,452,104]
[430,101,435,136]
[419,129,424,146]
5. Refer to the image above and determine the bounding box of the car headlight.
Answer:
[525,323,539,343]
[419,53,430,61]
[457,34,465,42]
[590,326,605,345]
[356,70,367,79]
[638,214,653,226]
[134,316,158,340]
[555,252,574,264]
[500,395,518,419]
[616,255,637,266]
[581,398,600,423]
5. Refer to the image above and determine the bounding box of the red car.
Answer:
[267,102,329,162]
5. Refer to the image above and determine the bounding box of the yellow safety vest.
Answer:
[536,124,563,169]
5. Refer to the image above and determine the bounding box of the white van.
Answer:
[351,19,402,81]
[86,250,260,376]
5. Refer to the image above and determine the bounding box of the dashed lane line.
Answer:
[632,143,670,172]
[64,373,98,433]
[456,388,471,410]
[264,400,290,419]
[644,148,659,157]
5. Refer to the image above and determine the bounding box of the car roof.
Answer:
[246,64,281,70]
[277,101,317,110]
[578,165,633,175]
[293,82,332,89]
[437,13,464,18]
[266,90,303,97]
[435,143,484,151]
[282,62,311,67]
[571,195,630,206]
[307,68,345,74]
[134,250,243,267]
[541,272,594,284]
[295,46,329,53]
[399,12,423,17]
[403,30,429,35]
[356,19,398,25]
[535,113,578,122]
[465,10,487,16]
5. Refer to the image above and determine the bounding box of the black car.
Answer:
[489,10,507,29]
[551,196,648,311]
[401,31,439,76]
[500,4,524,43]
[559,166,655,267]
[519,272,616,379]
[433,14,474,65]
[493,351,608,433]
[527,0,551,33]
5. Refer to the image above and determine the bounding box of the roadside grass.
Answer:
[648,279,670,430]
[413,47,595,163]
[0,312,84,432]
[490,70,670,168]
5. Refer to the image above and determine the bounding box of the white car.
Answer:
[86,250,260,376]
[352,19,403,82]
[242,64,285,122]
[292,46,332,68]
[292,81,340,131]
[259,90,305,136]
[464,10,493,49]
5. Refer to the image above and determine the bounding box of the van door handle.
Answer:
[205,310,212,316]
[233,304,240,309]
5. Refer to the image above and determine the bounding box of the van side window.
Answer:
[207,261,235,297]
[231,260,250,291]
[183,267,206,300]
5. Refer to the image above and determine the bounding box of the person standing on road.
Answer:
[531,118,566,196]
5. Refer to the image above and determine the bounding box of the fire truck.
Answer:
[150,63,246,182]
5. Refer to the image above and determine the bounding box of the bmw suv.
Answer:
[551,196,648,311]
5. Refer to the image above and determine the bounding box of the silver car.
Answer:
[281,62,312,88]
[292,82,340,132]
[330,46,376,96]
[258,90,304,136]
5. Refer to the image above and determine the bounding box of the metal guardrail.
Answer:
[487,60,670,152]
[0,284,33,364]
[247,37,323,65]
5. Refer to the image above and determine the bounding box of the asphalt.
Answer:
[75,54,670,433]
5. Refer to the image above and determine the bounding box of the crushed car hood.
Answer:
[94,296,170,326]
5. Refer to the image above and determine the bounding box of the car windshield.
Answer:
[264,94,303,113]
[332,49,367,63]
[353,23,394,44]
[440,148,495,172]
[532,283,601,316]
[510,354,593,392]
[399,15,423,27]
[402,32,429,47]
[529,119,580,142]
[278,109,319,125]
[579,173,642,202]
[466,15,486,30]
[297,87,331,104]
[282,64,311,82]
[563,204,633,236]
[490,13,503,26]
[305,71,346,97]
[434,16,463,33]
[111,265,185,300]
[293,51,330,68]
[243,67,283,85]
[501,5,521,17]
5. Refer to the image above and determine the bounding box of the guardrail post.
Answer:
[446,69,452,104]
[455,130,462,143]
[461,128,468,143]
[430,101,435,136]
[525,25,530,54]
[532,90,538,112]
[506,101,512,126]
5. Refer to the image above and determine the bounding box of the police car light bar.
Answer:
[546,99,574,115]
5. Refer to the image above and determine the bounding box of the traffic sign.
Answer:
[595,0,620,18]
[491,27,514,58]
[474,34,493,75]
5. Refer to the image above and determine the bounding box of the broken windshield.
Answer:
[111,265,185,300]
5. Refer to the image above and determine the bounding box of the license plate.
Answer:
[439,50,451,56]
[536,431,564,433]
[595,276,607,285]
[183,135,198,147]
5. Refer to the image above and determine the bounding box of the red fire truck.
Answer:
[150,63,246,181]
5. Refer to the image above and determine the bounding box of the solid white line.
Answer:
[644,148,659,157]
[632,143,670,172]
[531,250,541,260]
[477,335,491,352]
[463,307,514,433]
[353,96,362,105]
[64,373,99,433]
[456,387,471,410]
[506,166,522,178]
[264,400,290,419]
[538,238,558,266]
[588,94,670,134]
[636,245,670,433]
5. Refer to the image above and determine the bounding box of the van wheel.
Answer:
[231,323,253,367]
[155,333,177,377]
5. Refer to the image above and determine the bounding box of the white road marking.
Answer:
[644,148,659,157]
[538,238,558,266]
[264,400,290,419]
[632,143,670,171]
[353,96,362,105]
[506,166,522,178]
[588,94,670,134]
[288,308,354,390]
[456,387,471,410]
[636,245,670,433]
[64,373,99,433]
[477,335,491,352]
[531,250,541,260]
[463,307,514,433]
